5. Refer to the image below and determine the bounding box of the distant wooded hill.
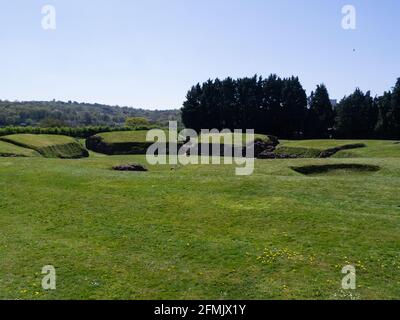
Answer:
[0,100,181,127]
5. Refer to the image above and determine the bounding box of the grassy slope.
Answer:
[0,140,40,157]
[0,147,399,299]
[334,140,400,158]
[88,130,169,155]
[97,130,167,143]
[0,134,88,159]
[197,133,271,146]
[281,140,400,158]
[275,146,322,158]
[281,139,367,149]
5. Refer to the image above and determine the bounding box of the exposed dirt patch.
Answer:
[112,164,148,172]
[291,164,381,176]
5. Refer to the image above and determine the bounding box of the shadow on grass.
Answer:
[291,163,381,176]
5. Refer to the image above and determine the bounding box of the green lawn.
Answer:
[0,140,40,157]
[0,139,399,300]
[0,134,88,159]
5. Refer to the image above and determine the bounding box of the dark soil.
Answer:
[112,164,148,172]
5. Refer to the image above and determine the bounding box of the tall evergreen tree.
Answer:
[306,84,334,138]
[261,74,284,136]
[220,77,237,130]
[375,91,392,138]
[280,77,308,138]
[335,89,378,138]
[181,83,203,132]
[235,75,261,129]
[386,78,400,139]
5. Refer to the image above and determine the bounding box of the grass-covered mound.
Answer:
[194,133,278,157]
[0,134,89,159]
[273,139,400,159]
[0,140,40,157]
[273,143,366,159]
[281,140,400,158]
[274,146,323,158]
[333,140,400,158]
[87,131,276,156]
[196,133,273,146]
[96,130,157,144]
[281,139,365,149]
[86,130,171,155]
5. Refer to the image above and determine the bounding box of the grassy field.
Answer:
[0,139,399,300]
[0,134,88,159]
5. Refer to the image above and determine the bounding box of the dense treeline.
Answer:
[0,125,157,139]
[0,100,180,127]
[182,75,400,139]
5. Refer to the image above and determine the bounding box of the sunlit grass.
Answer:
[0,143,399,299]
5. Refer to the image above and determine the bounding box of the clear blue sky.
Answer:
[0,0,399,109]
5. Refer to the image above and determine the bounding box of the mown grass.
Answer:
[0,140,40,157]
[0,134,88,159]
[0,139,399,300]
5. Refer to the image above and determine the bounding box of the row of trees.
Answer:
[0,100,180,127]
[336,85,400,139]
[181,75,400,139]
[0,125,160,139]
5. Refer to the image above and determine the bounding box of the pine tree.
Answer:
[261,74,284,136]
[280,77,308,138]
[307,84,334,138]
[387,78,400,138]
[335,89,378,138]
[375,91,392,138]
[220,77,237,130]
[181,84,203,132]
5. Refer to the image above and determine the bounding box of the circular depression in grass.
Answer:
[291,164,381,176]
